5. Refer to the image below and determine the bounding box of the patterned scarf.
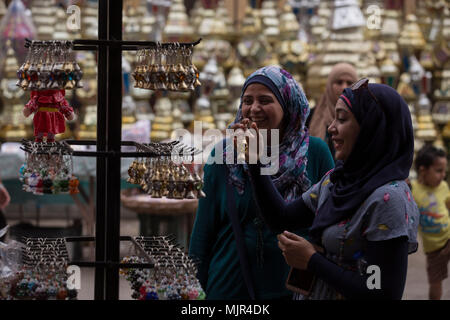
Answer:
[224,66,311,201]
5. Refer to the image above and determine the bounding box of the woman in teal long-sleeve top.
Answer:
[189,66,334,300]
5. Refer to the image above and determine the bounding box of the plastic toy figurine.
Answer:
[68,175,79,195]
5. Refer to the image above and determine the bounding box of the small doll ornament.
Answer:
[60,178,70,194]
[188,288,199,300]
[69,175,80,195]
[43,175,53,194]
[19,164,26,182]
[193,172,206,198]
[22,89,74,142]
[184,174,196,199]
[34,174,44,195]
[174,169,186,199]
[56,288,67,300]
[166,173,176,199]
[28,173,39,194]
[151,170,162,198]
[197,289,206,300]
[22,170,32,192]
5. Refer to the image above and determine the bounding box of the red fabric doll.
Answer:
[23,89,75,142]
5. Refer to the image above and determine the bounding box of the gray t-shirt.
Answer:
[296,171,420,300]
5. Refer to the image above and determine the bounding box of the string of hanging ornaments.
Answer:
[132,42,201,91]
[120,236,205,300]
[16,40,81,143]
[0,238,78,300]
[126,142,205,200]
[17,40,83,91]
[19,140,79,196]
[127,40,205,199]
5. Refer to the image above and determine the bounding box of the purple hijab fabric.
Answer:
[310,83,415,239]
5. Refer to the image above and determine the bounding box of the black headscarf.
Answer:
[309,83,414,240]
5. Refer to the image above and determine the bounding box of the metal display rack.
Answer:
[20,1,201,300]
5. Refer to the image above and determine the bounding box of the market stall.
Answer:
[0,0,449,301]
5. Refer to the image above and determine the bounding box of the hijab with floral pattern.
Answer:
[224,66,311,201]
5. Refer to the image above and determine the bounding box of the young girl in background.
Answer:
[412,145,450,300]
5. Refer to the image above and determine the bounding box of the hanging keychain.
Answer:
[19,41,80,142]
[68,152,79,195]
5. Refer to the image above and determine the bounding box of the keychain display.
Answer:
[16,40,80,142]
[19,140,79,196]
[120,236,205,300]
[132,43,201,92]
[17,40,83,91]
[1,238,77,300]
[126,142,205,200]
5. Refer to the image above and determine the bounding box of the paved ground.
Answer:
[403,237,450,299]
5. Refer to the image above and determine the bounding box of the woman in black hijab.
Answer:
[241,79,420,299]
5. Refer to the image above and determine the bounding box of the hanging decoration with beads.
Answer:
[132,42,201,92]
[17,40,83,91]
[0,238,78,300]
[120,236,206,300]
[16,40,82,142]
[19,140,79,196]
[126,141,205,200]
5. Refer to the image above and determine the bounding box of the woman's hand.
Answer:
[230,118,263,164]
[277,231,317,270]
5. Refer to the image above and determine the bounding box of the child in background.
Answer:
[412,145,450,300]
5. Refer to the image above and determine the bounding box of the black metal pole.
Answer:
[105,0,123,300]
[95,0,108,301]
[73,38,202,48]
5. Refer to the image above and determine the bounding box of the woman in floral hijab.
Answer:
[189,66,334,299]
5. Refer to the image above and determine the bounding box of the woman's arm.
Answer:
[307,236,408,300]
[248,164,315,233]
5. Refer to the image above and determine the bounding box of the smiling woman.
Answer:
[188,66,335,300]
[327,99,360,161]
[241,83,285,135]
[247,78,420,300]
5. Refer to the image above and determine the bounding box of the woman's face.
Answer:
[241,83,284,131]
[327,99,360,161]
[332,75,355,101]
